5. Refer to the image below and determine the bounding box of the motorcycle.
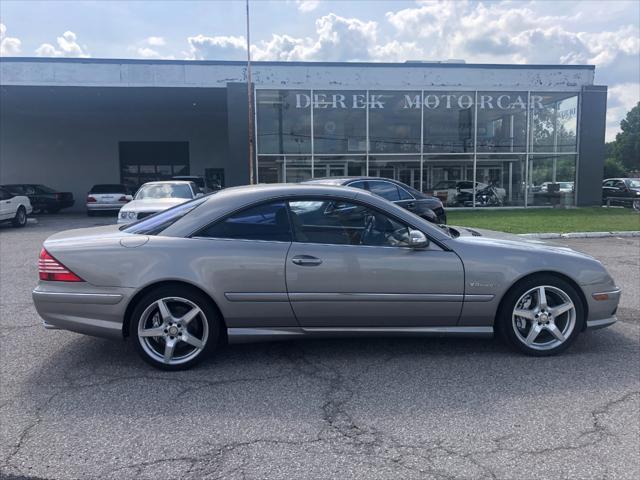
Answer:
[457,184,504,207]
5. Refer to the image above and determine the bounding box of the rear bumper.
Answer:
[33,284,132,339]
[87,203,127,211]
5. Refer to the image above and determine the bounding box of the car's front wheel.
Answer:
[633,199,640,212]
[130,286,221,370]
[498,275,585,356]
[12,206,27,227]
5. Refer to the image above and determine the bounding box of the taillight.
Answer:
[38,249,84,282]
[87,196,97,203]
[118,196,128,202]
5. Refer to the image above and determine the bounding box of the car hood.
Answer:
[448,226,592,258]
[120,198,188,212]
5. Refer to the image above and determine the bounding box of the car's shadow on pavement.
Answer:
[22,326,638,418]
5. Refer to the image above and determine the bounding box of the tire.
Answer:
[11,206,27,228]
[129,285,222,370]
[497,274,585,356]
[633,199,640,212]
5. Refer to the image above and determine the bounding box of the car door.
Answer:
[285,197,464,327]
[190,200,298,327]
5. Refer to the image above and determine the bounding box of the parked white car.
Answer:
[87,184,132,216]
[432,180,506,206]
[0,186,33,227]
[117,181,200,224]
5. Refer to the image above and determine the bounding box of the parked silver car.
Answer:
[86,184,132,216]
[33,184,620,370]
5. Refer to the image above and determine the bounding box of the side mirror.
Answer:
[196,193,204,198]
[408,229,429,249]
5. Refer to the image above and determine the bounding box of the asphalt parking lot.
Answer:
[1,214,639,480]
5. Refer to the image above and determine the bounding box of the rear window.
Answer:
[90,184,127,194]
[121,196,207,235]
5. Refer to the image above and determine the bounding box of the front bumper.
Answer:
[33,284,133,339]
[583,287,621,331]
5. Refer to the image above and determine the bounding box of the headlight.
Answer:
[120,211,137,220]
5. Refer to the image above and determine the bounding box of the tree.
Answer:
[603,157,626,178]
[612,102,640,172]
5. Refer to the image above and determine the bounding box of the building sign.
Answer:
[295,93,548,110]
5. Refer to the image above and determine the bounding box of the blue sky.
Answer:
[1,0,639,140]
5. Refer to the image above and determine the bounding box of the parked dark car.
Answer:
[3,184,74,213]
[304,177,447,224]
[602,178,640,211]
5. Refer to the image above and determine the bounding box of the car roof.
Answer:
[140,181,194,186]
[162,183,449,241]
[307,176,410,185]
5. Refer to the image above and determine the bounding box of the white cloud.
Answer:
[35,31,89,57]
[146,36,165,47]
[0,23,22,56]
[296,0,320,13]
[186,34,246,60]
[137,47,161,58]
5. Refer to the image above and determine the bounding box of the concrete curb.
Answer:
[519,231,640,239]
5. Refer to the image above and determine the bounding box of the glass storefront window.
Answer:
[423,155,474,205]
[531,93,578,153]
[313,156,366,178]
[369,91,421,154]
[312,90,366,154]
[527,155,576,206]
[476,155,526,206]
[476,92,528,153]
[368,155,421,190]
[257,156,312,183]
[423,92,474,153]
[256,90,311,154]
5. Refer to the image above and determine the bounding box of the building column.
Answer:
[225,82,252,186]
[577,85,607,206]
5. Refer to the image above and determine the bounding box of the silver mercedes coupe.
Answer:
[33,184,621,370]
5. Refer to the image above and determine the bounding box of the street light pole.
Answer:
[246,0,255,184]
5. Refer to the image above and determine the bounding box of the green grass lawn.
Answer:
[447,207,640,234]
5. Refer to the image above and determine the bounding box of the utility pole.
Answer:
[246,0,255,184]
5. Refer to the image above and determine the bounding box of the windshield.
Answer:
[121,196,208,235]
[135,183,193,200]
[626,179,640,188]
[90,184,127,194]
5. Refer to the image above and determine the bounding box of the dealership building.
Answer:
[0,57,607,209]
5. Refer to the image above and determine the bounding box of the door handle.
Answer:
[291,255,323,266]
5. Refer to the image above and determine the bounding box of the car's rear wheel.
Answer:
[498,275,584,356]
[130,286,221,370]
[12,206,27,227]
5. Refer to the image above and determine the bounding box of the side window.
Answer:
[397,186,413,200]
[615,181,626,190]
[196,201,291,242]
[289,199,413,247]
[368,181,400,201]
[0,188,11,200]
[346,180,367,191]
[603,180,615,188]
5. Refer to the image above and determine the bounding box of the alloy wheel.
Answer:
[633,199,640,212]
[512,285,576,351]
[137,296,209,365]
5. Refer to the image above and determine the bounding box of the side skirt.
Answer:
[227,326,494,344]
